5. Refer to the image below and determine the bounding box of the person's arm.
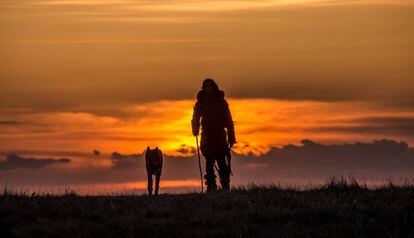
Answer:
[191,101,202,136]
[225,102,236,147]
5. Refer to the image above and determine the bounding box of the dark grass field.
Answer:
[1,179,413,238]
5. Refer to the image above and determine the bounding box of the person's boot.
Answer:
[219,168,230,191]
[207,184,217,192]
[220,178,230,191]
[204,174,217,192]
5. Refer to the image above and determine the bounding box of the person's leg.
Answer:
[217,155,230,190]
[147,173,153,195]
[155,174,161,195]
[204,156,217,192]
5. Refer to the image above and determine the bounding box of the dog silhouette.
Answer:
[145,146,163,195]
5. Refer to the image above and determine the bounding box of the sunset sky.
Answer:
[1,0,413,194]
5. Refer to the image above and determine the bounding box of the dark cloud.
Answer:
[106,136,167,142]
[352,116,414,125]
[245,116,414,139]
[175,144,196,155]
[229,139,414,184]
[107,139,414,182]
[1,139,413,187]
[235,139,414,170]
[309,125,414,137]
[0,150,95,158]
[310,116,414,137]
[0,120,22,126]
[108,151,198,180]
[0,154,70,170]
[110,152,142,170]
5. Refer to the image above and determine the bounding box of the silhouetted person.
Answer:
[192,79,236,192]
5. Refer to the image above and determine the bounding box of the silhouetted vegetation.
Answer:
[1,178,413,237]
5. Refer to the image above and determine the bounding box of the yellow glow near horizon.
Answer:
[1,99,413,157]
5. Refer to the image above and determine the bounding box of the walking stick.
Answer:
[195,135,204,193]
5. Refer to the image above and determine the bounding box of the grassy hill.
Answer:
[1,179,413,237]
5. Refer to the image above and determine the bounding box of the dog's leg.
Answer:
[147,173,153,196]
[155,174,161,195]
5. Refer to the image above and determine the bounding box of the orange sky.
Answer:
[0,0,413,193]
[1,99,414,156]
[1,0,413,108]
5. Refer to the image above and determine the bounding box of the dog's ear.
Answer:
[146,146,150,156]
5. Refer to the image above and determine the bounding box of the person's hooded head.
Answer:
[198,78,225,102]
[202,78,219,93]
